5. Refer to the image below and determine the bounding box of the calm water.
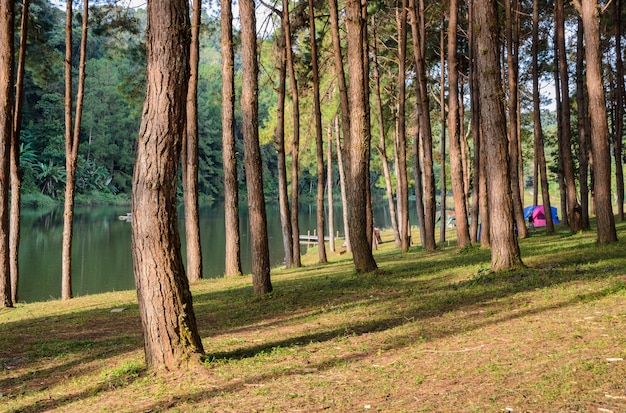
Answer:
[18,201,396,303]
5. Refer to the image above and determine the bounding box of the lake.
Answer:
[17,201,397,303]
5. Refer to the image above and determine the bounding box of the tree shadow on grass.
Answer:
[3,223,625,411]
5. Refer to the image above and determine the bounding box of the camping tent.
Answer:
[523,205,560,227]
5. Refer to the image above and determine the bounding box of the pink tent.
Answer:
[530,205,559,227]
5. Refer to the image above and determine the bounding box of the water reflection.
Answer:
[18,201,399,303]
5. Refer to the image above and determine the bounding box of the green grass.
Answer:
[2,220,626,412]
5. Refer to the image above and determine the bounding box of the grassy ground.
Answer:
[2,222,626,412]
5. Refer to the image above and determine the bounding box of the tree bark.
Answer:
[439,21,447,245]
[282,0,301,268]
[345,0,377,272]
[132,0,204,369]
[505,0,527,239]
[62,0,88,300]
[0,0,14,308]
[532,0,554,233]
[555,0,582,232]
[275,32,293,268]
[182,0,203,282]
[612,0,624,222]
[575,0,618,244]
[372,19,401,247]
[553,60,569,227]
[447,0,471,249]
[327,124,335,253]
[474,0,523,270]
[395,0,410,252]
[307,0,327,263]
[409,0,436,252]
[576,17,591,229]
[221,0,242,277]
[10,0,28,303]
[335,116,351,252]
[468,0,481,244]
[241,0,273,293]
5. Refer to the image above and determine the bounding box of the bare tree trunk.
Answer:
[329,0,351,253]
[307,0,327,263]
[345,0,377,272]
[475,0,522,270]
[335,116,350,252]
[468,0,481,244]
[505,0,527,239]
[132,0,204,369]
[576,17,591,229]
[0,0,14,308]
[555,0,582,232]
[275,33,293,268]
[362,4,374,250]
[439,21,447,245]
[395,0,410,252]
[327,124,335,253]
[10,0,28,303]
[612,0,624,222]
[413,121,426,246]
[575,0,617,244]
[447,0,471,249]
[221,0,242,277]
[283,0,301,267]
[241,0,273,293]
[372,19,401,247]
[409,0,436,252]
[554,63,569,227]
[459,78,471,205]
[479,135,490,247]
[533,0,554,233]
[182,0,202,282]
[62,0,88,300]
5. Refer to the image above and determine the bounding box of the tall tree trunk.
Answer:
[182,0,202,282]
[62,0,88,300]
[329,0,351,252]
[412,117,426,245]
[533,0,554,233]
[505,0,527,239]
[275,33,293,268]
[362,3,374,249]
[241,0,273,293]
[575,0,618,244]
[409,0,436,252]
[131,0,204,369]
[372,18,401,247]
[439,21,447,245]
[10,0,28,303]
[335,116,350,252]
[576,17,591,229]
[307,0,327,263]
[447,0,471,249]
[613,0,624,222]
[555,0,582,232]
[221,0,242,277]
[474,0,523,270]
[327,124,335,253]
[0,0,14,308]
[396,0,410,252]
[459,78,471,206]
[468,0,481,243]
[479,132,491,247]
[283,0,301,267]
[345,0,377,272]
[554,62,569,227]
